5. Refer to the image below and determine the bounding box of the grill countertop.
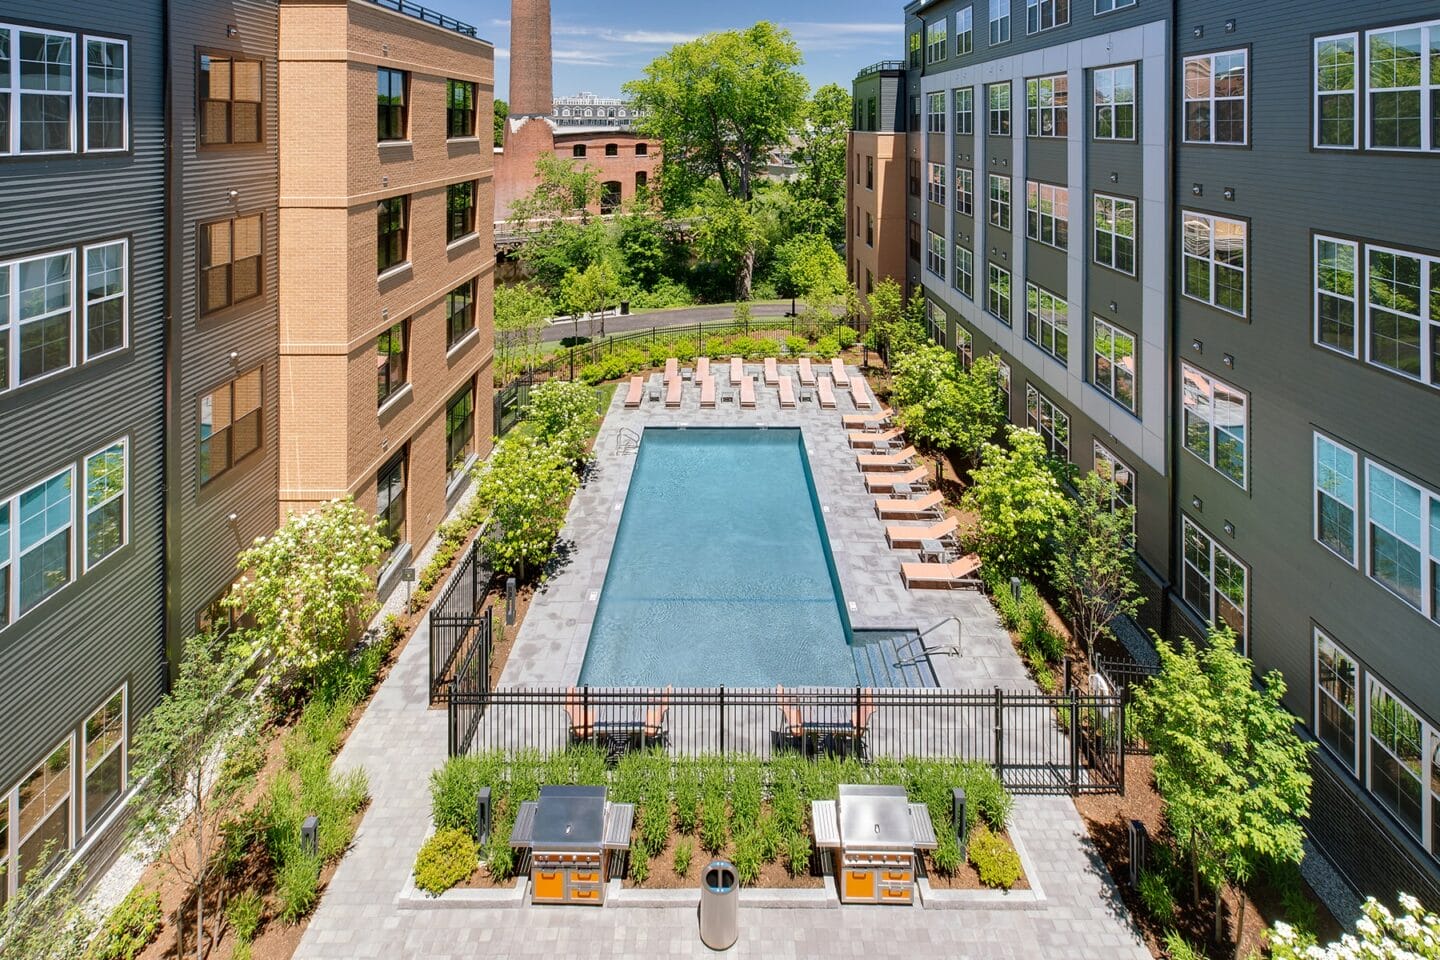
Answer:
[532,786,606,851]
[838,785,913,850]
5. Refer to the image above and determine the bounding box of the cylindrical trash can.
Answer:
[699,860,738,950]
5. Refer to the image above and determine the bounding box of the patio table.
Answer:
[890,482,913,499]
[919,539,948,563]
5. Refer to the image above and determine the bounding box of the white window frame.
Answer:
[925,19,948,65]
[988,82,1011,137]
[987,173,1011,230]
[954,87,974,134]
[1091,316,1136,412]
[1365,677,1429,845]
[955,167,974,215]
[6,249,76,389]
[1094,0,1135,14]
[1024,282,1068,364]
[954,245,973,299]
[987,263,1011,323]
[1026,0,1068,34]
[4,735,75,899]
[1181,515,1248,647]
[82,37,128,153]
[1181,362,1248,489]
[955,7,974,57]
[925,298,947,347]
[11,466,75,619]
[995,356,1011,407]
[1314,433,1358,567]
[1181,210,1248,317]
[82,438,128,572]
[927,91,947,133]
[81,684,127,833]
[81,239,128,362]
[989,0,1010,45]
[1092,65,1137,141]
[1025,180,1068,250]
[1093,193,1136,275]
[1314,629,1360,775]
[1182,49,1248,145]
[1093,440,1136,533]
[1365,461,1433,618]
[1364,20,1440,153]
[927,161,947,206]
[926,230,947,279]
[954,324,973,370]
[3,25,77,156]
[1025,384,1070,461]
[1313,234,1359,358]
[1363,244,1438,388]
[1026,74,1068,137]
[1313,33,1359,150]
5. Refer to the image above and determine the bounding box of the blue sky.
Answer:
[459,0,902,102]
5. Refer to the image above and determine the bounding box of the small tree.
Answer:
[472,435,579,579]
[864,277,904,357]
[494,281,551,380]
[890,344,968,460]
[129,632,255,960]
[771,233,845,314]
[526,379,600,464]
[1272,894,1440,959]
[950,354,1007,465]
[0,844,96,960]
[561,260,621,339]
[962,427,1073,579]
[1133,627,1314,945]
[1050,471,1141,662]
[227,498,388,679]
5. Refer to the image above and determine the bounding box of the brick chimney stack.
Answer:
[508,0,553,118]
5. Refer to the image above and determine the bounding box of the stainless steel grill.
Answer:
[812,785,937,904]
[510,786,633,905]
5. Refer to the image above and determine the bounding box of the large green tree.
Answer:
[1050,471,1141,661]
[493,98,508,147]
[787,83,852,245]
[771,233,846,306]
[560,260,621,339]
[626,22,809,299]
[472,435,579,578]
[962,427,1073,579]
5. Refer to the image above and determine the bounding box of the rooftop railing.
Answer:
[855,60,906,79]
[364,0,479,37]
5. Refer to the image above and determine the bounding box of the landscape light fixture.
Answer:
[301,815,319,857]
[1224,521,1236,537]
[1191,338,1203,352]
[1192,495,1203,511]
[506,577,518,626]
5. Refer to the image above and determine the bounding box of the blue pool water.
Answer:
[579,427,859,687]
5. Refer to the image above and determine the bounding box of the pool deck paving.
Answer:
[293,363,1150,960]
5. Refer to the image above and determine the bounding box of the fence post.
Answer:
[447,694,456,756]
[1068,690,1080,797]
[1118,696,1127,796]
[719,685,726,754]
[1063,658,1072,694]
[993,688,1004,783]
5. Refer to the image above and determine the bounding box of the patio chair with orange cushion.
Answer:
[624,376,644,408]
[798,357,816,385]
[830,358,851,387]
[873,490,944,520]
[763,356,780,385]
[848,426,903,449]
[884,515,960,549]
[696,356,710,381]
[565,687,595,742]
[643,686,671,744]
[730,356,744,385]
[777,374,796,408]
[865,465,928,494]
[776,685,805,744]
[900,553,984,590]
[664,357,679,381]
[842,408,895,429]
[857,446,917,471]
[817,376,836,409]
[700,375,716,408]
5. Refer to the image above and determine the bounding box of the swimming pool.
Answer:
[579,427,859,687]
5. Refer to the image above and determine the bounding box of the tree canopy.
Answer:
[963,426,1073,579]
[1050,471,1141,660]
[770,233,846,302]
[786,83,852,245]
[493,98,508,148]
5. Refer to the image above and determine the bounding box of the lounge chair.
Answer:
[700,375,716,408]
[798,357,816,385]
[901,553,984,590]
[817,376,836,409]
[849,692,876,748]
[763,357,780,385]
[830,358,851,387]
[624,376,644,408]
[776,685,805,744]
[740,375,756,408]
[642,686,671,744]
[885,515,960,549]
[848,426,903,449]
[730,356,744,385]
[777,375,795,408]
[696,357,710,381]
[874,490,944,519]
[843,408,895,429]
[665,376,682,408]
[857,445,917,471]
[565,687,595,742]
[664,357,679,381]
[865,465,928,494]
[850,378,872,410]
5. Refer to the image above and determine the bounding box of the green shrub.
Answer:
[835,325,858,349]
[413,828,479,896]
[784,831,811,877]
[700,801,729,854]
[732,830,763,886]
[729,758,762,832]
[233,944,253,960]
[673,761,701,834]
[967,824,1022,890]
[484,828,516,881]
[931,832,962,876]
[90,887,162,960]
[227,888,264,945]
[673,839,693,877]
[784,335,808,355]
[814,335,840,358]
[1161,929,1204,960]
[629,848,650,885]
[1137,870,1175,922]
[430,753,503,838]
[275,852,321,923]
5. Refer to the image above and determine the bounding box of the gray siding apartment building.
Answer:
[855,0,1440,904]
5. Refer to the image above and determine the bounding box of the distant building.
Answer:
[552,92,646,130]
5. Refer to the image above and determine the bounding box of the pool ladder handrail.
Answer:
[893,616,962,669]
[615,427,641,456]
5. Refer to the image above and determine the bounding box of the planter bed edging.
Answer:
[916,823,1047,910]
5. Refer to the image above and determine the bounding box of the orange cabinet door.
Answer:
[533,870,564,900]
[844,869,876,901]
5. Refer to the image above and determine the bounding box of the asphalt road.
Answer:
[538,300,799,343]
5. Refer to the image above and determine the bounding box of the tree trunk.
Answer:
[1213,879,1224,944]
[738,248,755,302]
[1190,826,1199,905]
[1234,884,1247,953]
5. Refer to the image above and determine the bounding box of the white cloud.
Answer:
[495,46,510,59]
[553,48,617,66]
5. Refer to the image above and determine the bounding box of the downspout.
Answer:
[1161,0,1180,638]
[161,0,181,686]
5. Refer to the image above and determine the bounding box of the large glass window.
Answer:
[200,214,262,315]
[1026,75,1067,136]
[446,280,475,348]
[83,240,126,360]
[955,167,974,216]
[1026,0,1068,34]
[1366,246,1436,384]
[1093,65,1136,140]
[1094,0,1135,13]
[927,162,946,205]
[376,449,406,555]
[1093,441,1135,532]
[83,441,125,570]
[16,469,72,615]
[1092,317,1136,411]
[447,181,476,243]
[15,741,71,882]
[989,0,1010,45]
[1094,194,1136,274]
[1182,211,1247,316]
[1183,50,1248,144]
[927,91,946,133]
[987,174,1011,230]
[376,67,407,141]
[377,196,408,273]
[376,321,407,408]
[1367,462,1424,609]
[1366,22,1439,151]
[1024,283,1067,363]
[956,8,973,57]
[1181,363,1247,488]
[988,82,1011,136]
[16,252,73,384]
[446,79,476,138]
[1315,235,1358,356]
[925,19,947,65]
[1182,516,1247,643]
[954,324,972,370]
[1314,34,1358,149]
[954,87,974,134]
[1315,632,1359,773]
[83,688,125,830]
[1025,181,1068,249]
[954,245,973,299]
[16,29,73,153]
[1369,681,1424,838]
[987,263,1010,323]
[0,502,9,631]
[199,53,261,146]
[446,384,475,483]
[926,230,946,279]
[198,369,262,486]
[1315,434,1358,564]
[84,39,126,151]
[1025,385,1069,460]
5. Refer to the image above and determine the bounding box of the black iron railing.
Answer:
[856,60,906,78]
[428,520,496,702]
[1092,655,1159,754]
[364,0,478,36]
[533,316,802,383]
[447,685,1125,796]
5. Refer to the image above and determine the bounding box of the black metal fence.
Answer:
[428,522,497,703]
[447,685,1126,796]
[1093,655,1160,753]
[493,375,534,437]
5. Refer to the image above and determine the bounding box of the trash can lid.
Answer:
[704,860,736,893]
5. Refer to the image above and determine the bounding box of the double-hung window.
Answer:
[1366,462,1426,611]
[1366,21,1440,152]
[988,82,1011,136]
[995,357,1011,406]
[956,8,973,57]
[1181,516,1247,644]
[447,181,476,243]
[83,687,125,830]
[446,383,476,484]
[989,0,1010,45]
[84,38,126,151]
[1025,385,1069,460]
[1313,34,1358,149]
[1181,363,1247,488]
[1315,433,1358,564]
[1026,75,1067,137]
[954,87,974,134]
[377,197,408,273]
[200,215,262,315]
[376,320,408,408]
[83,240,126,361]
[1315,631,1359,774]
[955,167,974,215]
[1314,235,1358,356]
[1093,194,1136,274]
[955,324,972,370]
[446,79,476,138]
[927,92,946,133]
[16,469,73,616]
[987,263,1011,323]
[925,299,947,346]
[927,162,946,205]
[1024,282,1067,363]
[1366,245,1438,386]
[1095,0,1135,13]
[8,27,74,154]
[954,245,973,299]
[83,440,125,570]
[9,251,73,387]
[200,54,262,146]
[925,20,947,65]
[376,67,407,141]
[1181,211,1247,316]
[908,31,921,69]
[1368,680,1425,839]
[1183,50,1248,144]
[1025,181,1067,249]
[377,449,406,556]
[10,740,73,888]
[987,174,1011,230]
[1026,0,1068,34]
[926,230,946,279]
[1093,65,1136,140]
[1093,441,1136,531]
[198,369,262,485]
[446,280,475,348]
[1092,317,1136,411]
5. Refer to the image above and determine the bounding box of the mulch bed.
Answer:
[920,828,1030,891]
[622,830,824,890]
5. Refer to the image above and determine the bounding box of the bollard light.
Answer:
[1127,819,1149,888]
[952,787,968,849]
[301,814,319,858]
[506,577,517,626]
[1010,576,1022,604]
[476,787,493,846]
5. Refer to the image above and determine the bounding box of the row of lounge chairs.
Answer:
[622,357,869,411]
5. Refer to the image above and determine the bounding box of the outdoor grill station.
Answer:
[509,785,634,906]
[811,784,937,904]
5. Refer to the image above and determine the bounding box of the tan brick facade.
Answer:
[847,131,908,319]
[278,0,495,565]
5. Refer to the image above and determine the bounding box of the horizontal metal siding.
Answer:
[0,0,167,791]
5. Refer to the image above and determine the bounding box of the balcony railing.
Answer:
[364,0,479,37]
[856,60,906,79]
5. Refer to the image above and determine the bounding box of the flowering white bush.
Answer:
[525,379,599,463]
[1270,894,1440,959]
